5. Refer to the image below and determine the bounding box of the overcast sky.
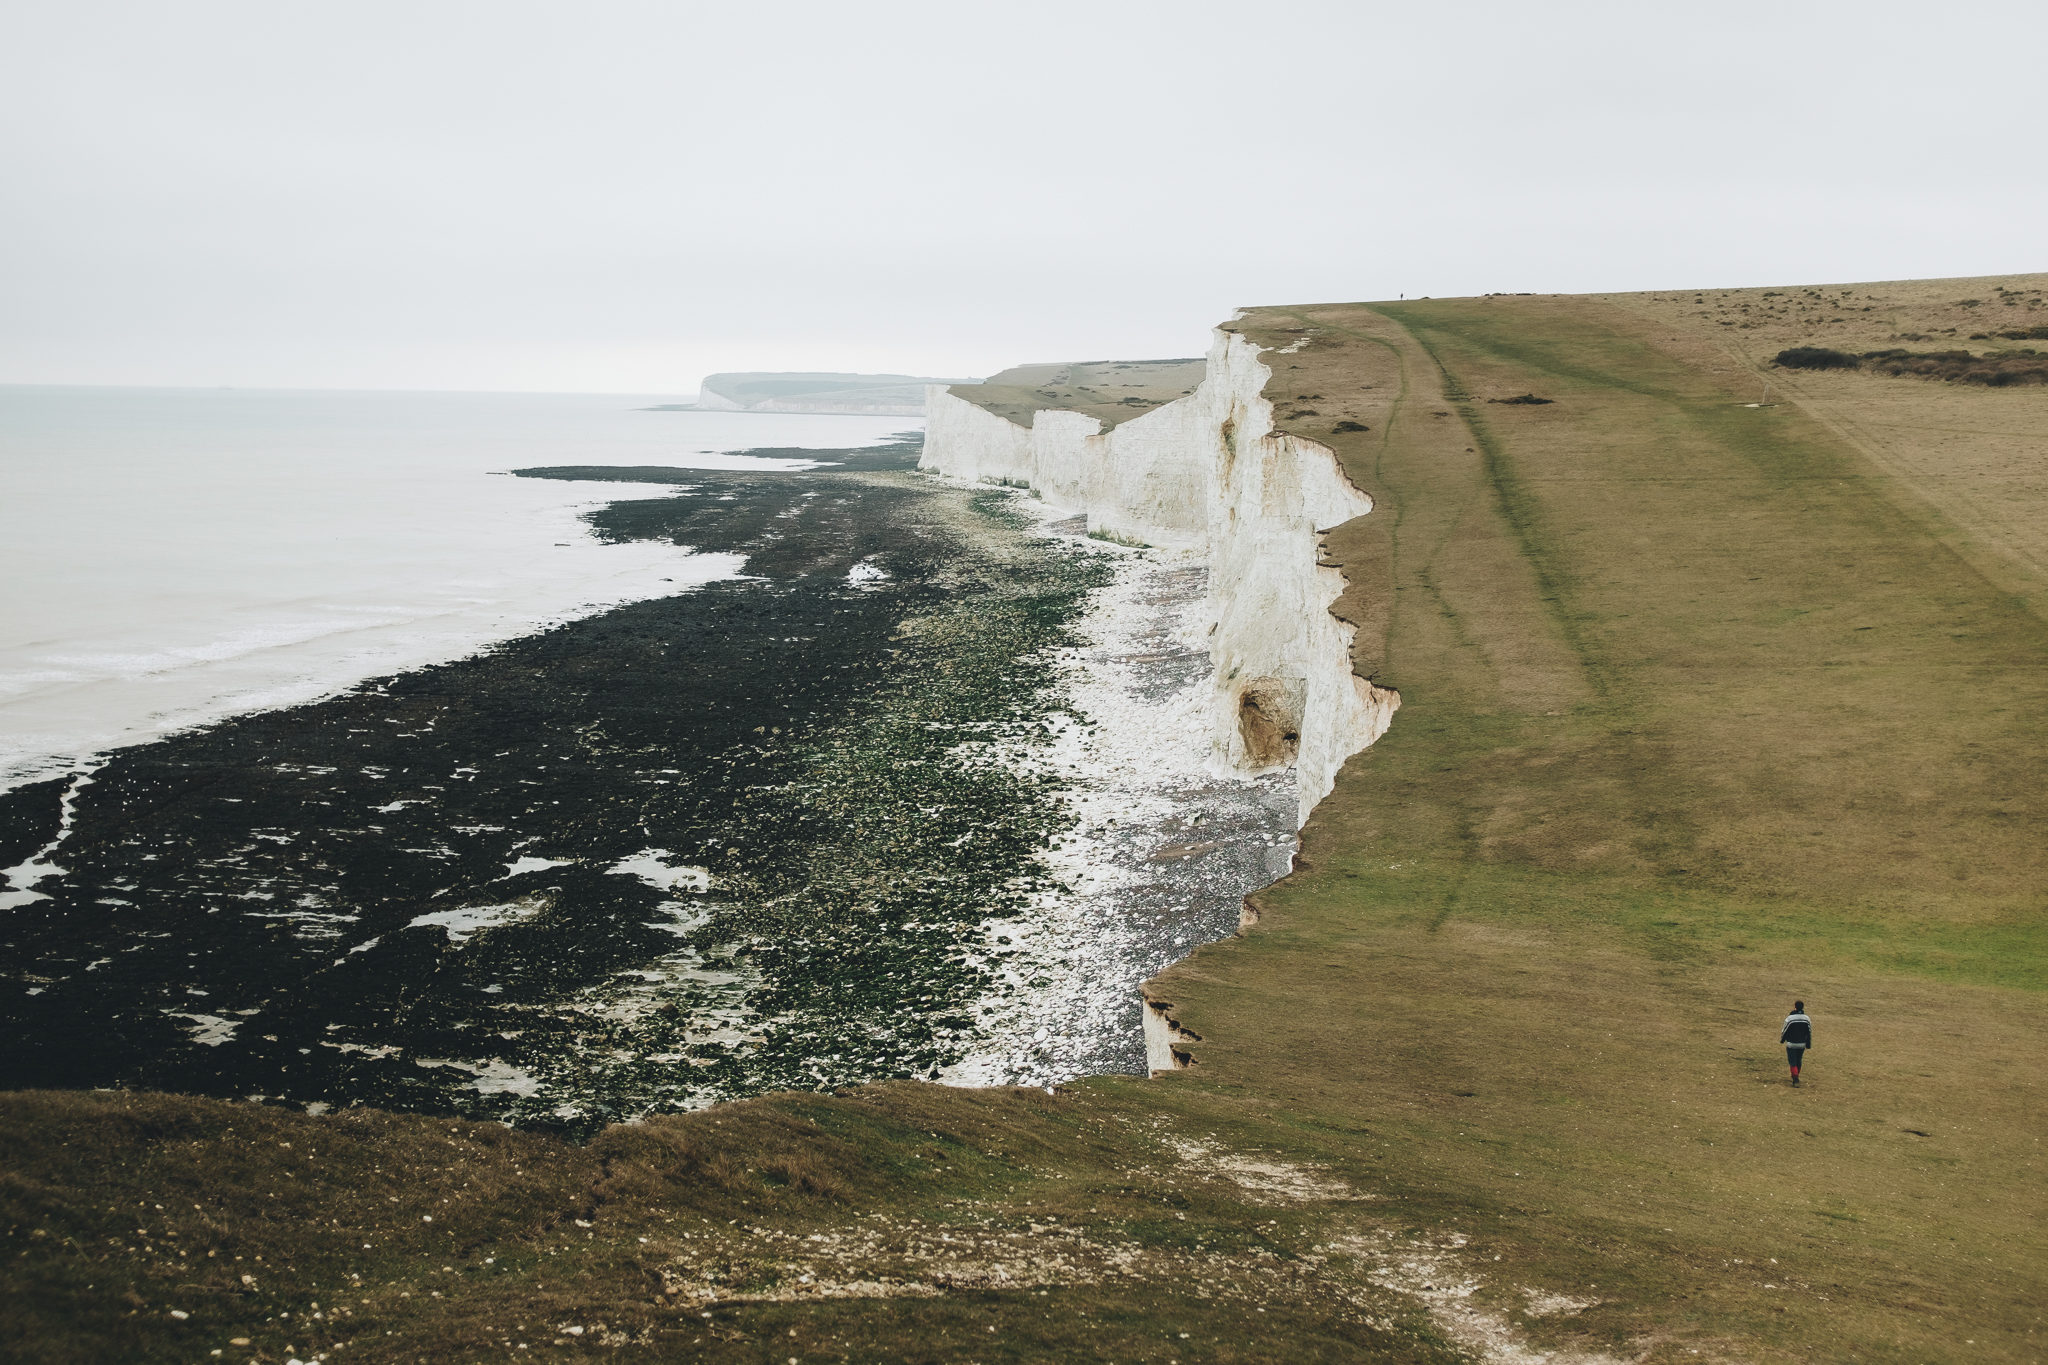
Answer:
[2,0,2041,393]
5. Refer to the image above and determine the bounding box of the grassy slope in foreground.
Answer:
[6,286,2046,1364]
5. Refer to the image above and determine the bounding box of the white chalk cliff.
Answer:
[923,327,1398,1077]
[921,328,1397,829]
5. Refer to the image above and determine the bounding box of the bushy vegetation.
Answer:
[1771,345,1861,370]
[1864,347,2048,386]
[1775,344,2048,385]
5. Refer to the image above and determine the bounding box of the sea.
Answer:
[0,385,910,791]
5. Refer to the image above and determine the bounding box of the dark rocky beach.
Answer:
[0,434,1293,1133]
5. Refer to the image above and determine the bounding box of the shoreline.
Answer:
[936,495,1298,1087]
[0,388,914,794]
[0,438,1305,1129]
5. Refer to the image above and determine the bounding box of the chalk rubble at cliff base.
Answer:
[937,516,1297,1087]
[919,326,1400,1079]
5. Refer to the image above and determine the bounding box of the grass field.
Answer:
[6,283,2045,1363]
[1184,291,2048,1360]
[1606,273,2048,623]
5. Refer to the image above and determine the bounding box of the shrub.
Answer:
[1773,347,1861,371]
[1860,348,2048,386]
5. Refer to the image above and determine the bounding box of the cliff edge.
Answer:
[921,333,1397,827]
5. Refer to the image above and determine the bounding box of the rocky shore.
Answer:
[0,430,1305,1130]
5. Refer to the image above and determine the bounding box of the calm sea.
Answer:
[0,385,915,789]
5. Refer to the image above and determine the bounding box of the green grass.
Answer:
[1157,296,2048,1360]
[0,1085,1464,1364]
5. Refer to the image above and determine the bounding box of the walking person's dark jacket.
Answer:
[1780,1012,1813,1048]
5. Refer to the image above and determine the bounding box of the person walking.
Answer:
[1780,1001,1813,1084]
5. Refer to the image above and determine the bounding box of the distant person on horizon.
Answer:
[1780,1001,1813,1085]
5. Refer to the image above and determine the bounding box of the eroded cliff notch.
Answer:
[1234,676,1304,769]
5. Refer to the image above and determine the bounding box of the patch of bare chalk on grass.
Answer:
[1161,1135,1361,1204]
[1326,1230,1627,1365]
[654,1213,1410,1336]
[1523,1288,1604,1319]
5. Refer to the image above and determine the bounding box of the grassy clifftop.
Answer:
[944,357,1206,431]
[1188,287,2048,1360]
[8,283,2045,1363]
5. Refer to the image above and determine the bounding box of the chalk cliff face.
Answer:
[921,329,1396,827]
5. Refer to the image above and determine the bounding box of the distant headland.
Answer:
[650,371,978,417]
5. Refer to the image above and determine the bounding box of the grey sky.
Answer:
[2,0,2040,392]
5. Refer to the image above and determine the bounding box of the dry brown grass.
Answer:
[1606,272,2048,626]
